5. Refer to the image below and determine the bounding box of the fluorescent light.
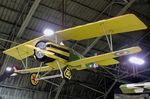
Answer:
[6,67,12,72]
[43,29,54,36]
[129,57,145,65]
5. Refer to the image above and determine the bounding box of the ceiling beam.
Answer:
[116,2,150,22]
[117,0,135,16]
[40,3,90,23]
[16,0,41,38]
[71,0,112,17]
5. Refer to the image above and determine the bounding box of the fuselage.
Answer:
[34,41,92,70]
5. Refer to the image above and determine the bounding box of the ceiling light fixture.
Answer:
[129,57,145,65]
[43,29,54,36]
[6,67,12,72]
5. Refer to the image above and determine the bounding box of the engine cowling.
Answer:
[34,41,55,62]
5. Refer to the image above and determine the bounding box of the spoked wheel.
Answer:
[30,73,39,86]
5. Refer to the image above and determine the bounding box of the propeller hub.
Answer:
[35,41,46,59]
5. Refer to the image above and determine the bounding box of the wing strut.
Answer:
[36,60,64,80]
[102,23,113,51]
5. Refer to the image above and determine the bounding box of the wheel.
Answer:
[30,73,39,86]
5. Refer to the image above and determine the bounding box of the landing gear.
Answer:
[30,73,39,86]
[30,62,72,86]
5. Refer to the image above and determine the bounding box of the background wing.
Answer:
[57,14,147,40]
[120,84,142,94]
[120,82,150,94]
[67,46,141,67]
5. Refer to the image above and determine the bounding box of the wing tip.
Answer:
[129,14,148,29]
[134,46,142,53]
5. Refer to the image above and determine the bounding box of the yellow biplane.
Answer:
[3,14,147,85]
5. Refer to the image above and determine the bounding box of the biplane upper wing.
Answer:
[67,46,141,68]
[56,14,147,40]
[3,14,146,60]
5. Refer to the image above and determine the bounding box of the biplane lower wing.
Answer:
[67,46,141,67]
[57,14,147,40]
[14,47,141,74]
[15,60,66,74]
[15,66,52,74]
[96,58,119,66]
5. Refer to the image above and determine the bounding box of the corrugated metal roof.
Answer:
[74,0,108,11]
[67,1,98,22]
[0,21,13,35]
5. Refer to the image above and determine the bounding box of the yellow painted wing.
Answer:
[57,14,147,40]
[3,36,45,60]
[15,66,52,74]
[3,14,146,61]
[15,60,66,74]
[67,46,141,67]
[96,59,119,66]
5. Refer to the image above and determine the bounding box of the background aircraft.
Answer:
[120,82,150,94]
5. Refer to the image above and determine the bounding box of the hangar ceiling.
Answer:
[0,0,150,99]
